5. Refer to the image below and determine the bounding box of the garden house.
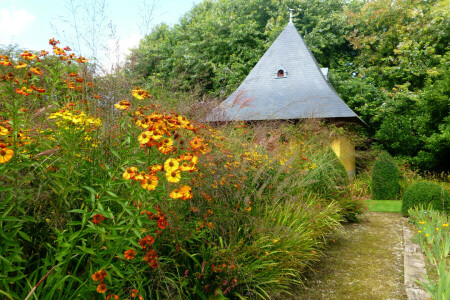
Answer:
[206,17,363,178]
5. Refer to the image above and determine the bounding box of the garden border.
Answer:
[402,218,430,300]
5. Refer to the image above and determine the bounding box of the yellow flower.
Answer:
[138,131,151,144]
[418,230,422,233]
[122,167,137,180]
[14,61,27,69]
[158,138,173,154]
[179,185,193,200]
[442,224,448,227]
[166,170,181,183]
[134,171,146,181]
[436,228,439,231]
[141,175,158,191]
[0,147,14,163]
[164,158,179,172]
[114,100,131,110]
[425,234,429,237]
[418,221,426,224]
[0,126,9,136]
[169,188,182,199]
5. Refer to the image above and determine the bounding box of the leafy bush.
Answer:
[371,152,400,200]
[401,181,450,216]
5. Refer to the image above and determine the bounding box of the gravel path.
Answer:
[293,212,407,300]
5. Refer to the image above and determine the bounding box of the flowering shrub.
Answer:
[0,40,360,299]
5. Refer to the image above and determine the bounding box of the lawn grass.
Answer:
[365,200,402,213]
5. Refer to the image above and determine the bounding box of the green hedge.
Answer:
[401,181,450,216]
[371,152,400,200]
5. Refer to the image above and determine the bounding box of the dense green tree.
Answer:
[339,0,450,170]
[130,0,353,95]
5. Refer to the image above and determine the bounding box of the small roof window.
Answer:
[275,67,287,79]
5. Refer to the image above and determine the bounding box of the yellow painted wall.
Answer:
[331,136,355,179]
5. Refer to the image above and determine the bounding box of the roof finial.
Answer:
[289,8,294,23]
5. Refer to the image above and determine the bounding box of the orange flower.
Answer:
[134,171,146,181]
[141,175,158,191]
[49,38,60,46]
[122,167,137,180]
[92,214,105,225]
[189,137,203,150]
[16,87,32,96]
[142,249,158,267]
[124,249,136,260]
[21,51,37,60]
[139,235,155,250]
[158,138,173,154]
[97,284,107,293]
[69,72,78,77]
[149,164,162,173]
[91,272,102,281]
[179,185,193,200]
[30,67,42,75]
[169,188,182,199]
[0,56,12,66]
[77,56,88,63]
[157,218,168,229]
[91,269,107,282]
[14,61,27,69]
[40,50,49,56]
[131,289,143,299]
[106,295,119,300]
[114,100,131,110]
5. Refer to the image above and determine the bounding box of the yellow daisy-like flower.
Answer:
[0,147,14,163]
[164,158,179,173]
[114,100,131,110]
[179,185,193,200]
[30,67,43,76]
[158,138,173,154]
[138,131,151,144]
[134,171,146,181]
[141,175,158,191]
[169,188,183,199]
[179,161,192,172]
[14,61,27,69]
[148,130,162,141]
[0,126,9,136]
[166,170,181,183]
[149,164,163,173]
[122,167,137,180]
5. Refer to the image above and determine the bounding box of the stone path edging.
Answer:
[403,218,430,300]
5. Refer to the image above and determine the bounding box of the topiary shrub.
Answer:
[401,181,450,217]
[371,152,400,200]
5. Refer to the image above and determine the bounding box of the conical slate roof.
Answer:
[206,21,360,122]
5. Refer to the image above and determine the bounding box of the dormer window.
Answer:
[275,66,287,78]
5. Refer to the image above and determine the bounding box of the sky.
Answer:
[0,0,200,69]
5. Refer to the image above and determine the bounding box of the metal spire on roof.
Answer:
[289,8,294,23]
